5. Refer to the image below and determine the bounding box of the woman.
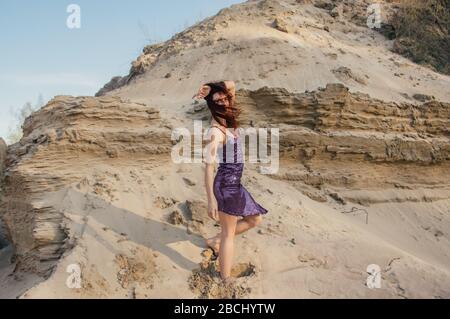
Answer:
[192,80,269,283]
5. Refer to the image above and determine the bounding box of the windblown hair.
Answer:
[204,81,240,129]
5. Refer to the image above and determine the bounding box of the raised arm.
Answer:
[193,80,235,101]
[223,80,236,99]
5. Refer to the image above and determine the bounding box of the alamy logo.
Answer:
[171,120,279,174]
[367,3,382,29]
[66,4,81,29]
[366,264,381,289]
[66,263,82,289]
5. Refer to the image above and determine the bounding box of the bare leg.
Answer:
[206,214,262,254]
[218,211,238,280]
[236,214,262,235]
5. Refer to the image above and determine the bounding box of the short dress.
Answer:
[211,125,269,217]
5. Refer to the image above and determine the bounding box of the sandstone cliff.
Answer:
[238,83,450,201]
[1,96,172,276]
[1,83,449,298]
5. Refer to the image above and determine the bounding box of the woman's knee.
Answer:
[247,215,262,228]
[219,211,238,237]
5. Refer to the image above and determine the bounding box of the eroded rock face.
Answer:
[0,96,172,276]
[2,83,449,283]
[238,83,449,136]
[235,83,450,193]
[313,0,399,28]
[95,18,228,96]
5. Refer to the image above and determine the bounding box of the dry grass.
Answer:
[392,0,450,74]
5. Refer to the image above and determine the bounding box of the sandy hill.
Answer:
[0,0,449,298]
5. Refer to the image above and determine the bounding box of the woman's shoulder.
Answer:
[208,125,224,136]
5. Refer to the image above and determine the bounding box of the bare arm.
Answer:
[223,80,236,99]
[204,128,223,221]
[192,84,211,99]
[193,81,235,101]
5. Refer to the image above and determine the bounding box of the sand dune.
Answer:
[1,0,449,298]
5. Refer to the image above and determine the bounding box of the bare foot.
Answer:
[221,276,236,285]
[205,236,221,256]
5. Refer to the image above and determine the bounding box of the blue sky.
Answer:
[0,0,244,141]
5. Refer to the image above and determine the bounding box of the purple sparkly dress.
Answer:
[212,126,269,217]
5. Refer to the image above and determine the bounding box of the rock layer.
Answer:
[1,83,449,282]
[232,83,450,196]
[0,96,172,275]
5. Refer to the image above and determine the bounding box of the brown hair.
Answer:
[204,81,240,129]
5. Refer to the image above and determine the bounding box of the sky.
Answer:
[0,0,244,142]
